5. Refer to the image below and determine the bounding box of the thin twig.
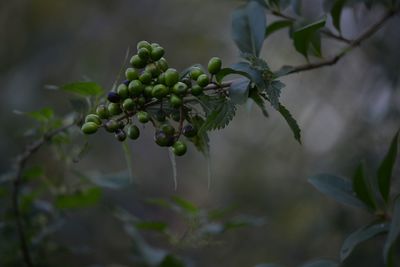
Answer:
[321,29,352,44]
[12,122,76,267]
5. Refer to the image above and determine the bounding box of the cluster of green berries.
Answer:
[81,40,223,156]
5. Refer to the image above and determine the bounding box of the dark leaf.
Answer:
[189,116,210,156]
[352,163,377,211]
[309,174,366,208]
[135,221,168,232]
[229,78,251,104]
[171,196,199,214]
[232,1,267,56]
[265,20,293,37]
[61,82,104,96]
[293,18,326,58]
[266,80,284,109]
[384,196,400,263]
[249,90,269,117]
[278,103,301,143]
[159,254,185,267]
[198,96,236,131]
[377,131,399,203]
[331,0,347,32]
[216,67,251,84]
[341,222,389,261]
[55,187,101,209]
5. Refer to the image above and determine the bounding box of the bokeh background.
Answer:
[1,0,400,266]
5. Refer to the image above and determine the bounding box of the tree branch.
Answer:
[12,122,76,267]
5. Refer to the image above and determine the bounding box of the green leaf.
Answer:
[232,1,266,56]
[22,166,44,181]
[180,63,205,79]
[341,222,389,261]
[231,62,264,87]
[229,78,250,104]
[265,20,293,37]
[159,254,185,267]
[266,80,284,109]
[249,90,269,117]
[61,82,104,96]
[377,131,399,203]
[384,196,400,263]
[14,107,54,123]
[308,174,366,208]
[171,196,199,214]
[331,0,347,32]
[274,65,296,77]
[188,116,210,156]
[135,221,168,232]
[300,260,338,267]
[278,103,301,143]
[55,187,101,209]
[216,67,251,84]
[199,96,236,131]
[293,18,326,58]
[352,163,377,211]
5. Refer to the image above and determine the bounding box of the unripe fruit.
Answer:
[172,141,187,156]
[122,98,135,111]
[137,40,152,51]
[151,46,165,61]
[139,71,152,84]
[144,85,153,97]
[156,58,169,71]
[105,119,120,132]
[182,124,197,137]
[161,124,175,136]
[96,104,109,119]
[165,68,179,86]
[137,111,150,123]
[117,84,129,99]
[151,43,160,49]
[108,103,122,116]
[128,80,144,96]
[154,130,174,147]
[172,82,188,96]
[157,73,166,85]
[125,68,139,81]
[190,67,203,80]
[190,84,203,96]
[81,122,99,135]
[207,57,222,74]
[145,63,161,77]
[115,129,127,142]
[181,77,192,87]
[85,114,102,125]
[137,96,146,106]
[152,84,169,99]
[127,125,140,140]
[137,48,150,61]
[170,94,183,108]
[197,74,210,87]
[130,55,146,69]
[107,92,121,103]
[155,110,166,122]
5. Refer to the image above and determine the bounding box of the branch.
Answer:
[12,122,76,267]
[284,9,398,75]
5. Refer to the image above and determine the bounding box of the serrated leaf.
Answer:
[200,97,236,131]
[55,187,101,209]
[216,67,251,84]
[377,131,399,203]
[384,196,400,263]
[61,82,104,96]
[267,80,284,109]
[352,163,377,211]
[278,103,301,143]
[309,174,366,208]
[171,196,199,214]
[188,116,210,156]
[341,222,389,261]
[14,107,54,123]
[331,0,347,32]
[293,18,326,58]
[232,1,266,56]
[229,78,250,104]
[299,260,338,267]
[231,62,265,88]
[265,20,293,37]
[249,90,269,117]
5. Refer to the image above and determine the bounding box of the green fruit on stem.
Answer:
[197,74,209,87]
[96,104,109,119]
[128,80,144,96]
[137,111,150,123]
[165,68,179,86]
[156,58,169,71]
[108,103,122,116]
[136,96,146,106]
[130,55,146,69]
[81,122,99,135]
[154,130,174,147]
[139,71,152,84]
[170,94,182,108]
[137,47,150,61]
[172,82,188,96]
[152,84,169,99]
[85,114,102,125]
[151,46,165,61]
[127,125,140,140]
[145,63,161,77]
[105,119,120,132]
[172,141,187,156]
[122,98,135,111]
[190,84,203,96]
[117,84,129,99]
[137,40,152,51]
[182,124,197,137]
[125,68,139,81]
[207,57,222,74]
[157,73,166,85]
[115,129,127,142]
[190,67,203,80]
[144,85,154,97]
[161,124,175,136]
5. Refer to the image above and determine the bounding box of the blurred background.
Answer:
[1,0,400,266]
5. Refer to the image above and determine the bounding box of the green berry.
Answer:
[165,68,179,86]
[207,57,222,74]
[105,119,120,132]
[139,71,152,84]
[157,73,166,85]
[172,141,187,156]
[161,124,175,136]
[197,74,210,87]
[130,55,146,69]
[81,122,99,135]
[137,47,150,61]
[96,104,109,119]
[190,84,203,96]
[127,125,140,140]
[115,129,127,142]
[125,68,139,81]
[117,84,129,99]
[190,67,203,80]
[154,130,174,147]
[182,124,197,137]
[137,111,150,123]
[170,94,182,108]
[108,103,122,116]
[156,58,169,71]
[151,46,165,61]
[128,80,144,96]
[172,82,188,96]
[144,85,154,97]
[137,40,152,51]
[145,63,161,77]
[137,96,146,106]
[122,98,135,111]
[152,84,169,99]
[85,114,102,125]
